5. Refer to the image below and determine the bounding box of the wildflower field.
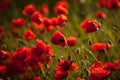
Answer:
[0,0,120,80]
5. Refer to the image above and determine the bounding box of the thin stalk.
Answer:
[85,48,97,61]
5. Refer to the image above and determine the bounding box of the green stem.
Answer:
[85,49,97,61]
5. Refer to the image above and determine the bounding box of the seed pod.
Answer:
[67,53,71,61]
[118,38,120,44]
[80,73,84,78]
[88,39,92,46]
[17,39,25,45]
[63,22,68,28]
[112,26,118,32]
[101,48,106,53]
[58,58,61,62]
[100,21,103,25]
[80,60,84,65]
[2,44,7,51]
[52,54,56,58]
[60,56,64,59]
[77,33,81,38]
[84,68,89,76]
[14,43,21,50]
[84,55,88,59]
[79,0,86,4]
[76,48,81,54]
[107,40,113,46]
[85,61,90,67]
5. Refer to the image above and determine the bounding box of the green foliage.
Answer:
[0,0,120,80]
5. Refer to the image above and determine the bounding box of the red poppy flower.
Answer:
[39,4,49,15]
[0,50,11,62]
[30,22,45,34]
[89,61,111,80]
[43,18,54,31]
[32,76,41,80]
[26,56,41,71]
[43,18,52,27]
[39,44,53,64]
[51,17,59,26]
[0,66,6,75]
[54,5,68,14]
[107,0,120,9]
[31,11,43,24]
[31,39,46,57]
[97,0,108,7]
[51,30,67,47]
[23,4,36,16]
[56,60,71,72]
[67,36,76,46]
[11,18,26,28]
[5,60,27,76]
[104,59,120,71]
[91,42,111,53]
[57,14,68,24]
[57,14,68,28]
[114,59,120,71]
[56,60,78,71]
[71,62,79,71]
[13,47,31,62]
[76,77,85,80]
[24,30,36,40]
[46,25,54,31]
[72,0,79,3]
[0,0,11,14]
[80,19,100,33]
[0,26,3,34]
[56,1,68,8]
[0,26,3,39]
[44,44,53,57]
[96,10,106,19]
[54,71,69,80]
[54,60,78,80]
[104,62,116,71]
[31,39,53,64]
